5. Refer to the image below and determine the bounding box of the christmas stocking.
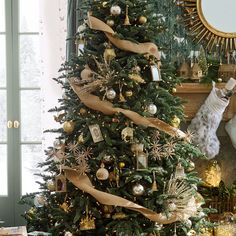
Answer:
[225,114,236,149]
[188,82,230,159]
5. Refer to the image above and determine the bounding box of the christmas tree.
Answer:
[21,1,213,235]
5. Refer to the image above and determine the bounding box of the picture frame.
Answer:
[89,124,104,143]
[136,152,148,171]
[151,65,162,82]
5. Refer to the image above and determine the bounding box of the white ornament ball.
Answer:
[106,88,116,100]
[34,194,46,208]
[107,19,115,27]
[147,104,157,115]
[110,5,121,16]
[198,211,205,218]
[64,232,73,236]
[168,202,177,211]
[96,164,109,180]
[187,229,196,236]
[132,183,145,196]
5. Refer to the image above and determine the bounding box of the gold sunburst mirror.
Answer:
[178,0,236,54]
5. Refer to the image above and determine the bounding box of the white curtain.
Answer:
[39,0,67,149]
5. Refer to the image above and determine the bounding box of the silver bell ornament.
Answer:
[106,88,116,100]
[132,183,145,196]
[34,194,46,208]
[110,5,121,16]
[147,104,157,115]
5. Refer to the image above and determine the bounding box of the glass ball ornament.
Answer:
[138,16,147,24]
[106,88,116,100]
[34,194,46,208]
[218,78,222,82]
[96,163,109,180]
[64,231,73,236]
[110,5,121,16]
[147,104,157,115]
[187,160,195,172]
[132,183,145,196]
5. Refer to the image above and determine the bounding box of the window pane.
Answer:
[0,90,7,142]
[19,0,39,32]
[21,144,43,195]
[0,35,6,87]
[21,90,41,142]
[20,35,40,88]
[0,0,5,32]
[0,145,7,196]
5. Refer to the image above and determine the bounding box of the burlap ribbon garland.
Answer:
[69,77,186,138]
[87,14,160,61]
[63,166,180,224]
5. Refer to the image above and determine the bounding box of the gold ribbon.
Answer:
[63,166,180,224]
[87,14,161,61]
[69,78,186,138]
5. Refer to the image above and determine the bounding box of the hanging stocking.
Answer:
[225,113,236,149]
[188,79,236,159]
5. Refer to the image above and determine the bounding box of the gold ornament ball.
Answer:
[218,78,222,82]
[187,160,195,172]
[79,108,87,115]
[119,162,125,169]
[138,16,147,24]
[77,133,84,144]
[47,180,56,191]
[63,121,75,134]
[125,90,133,97]
[107,19,115,27]
[172,87,177,93]
[171,115,181,128]
[104,48,116,61]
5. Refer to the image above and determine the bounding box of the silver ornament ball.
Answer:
[106,88,116,100]
[147,104,157,115]
[110,5,121,16]
[185,219,192,228]
[132,183,145,196]
[34,194,46,208]
[107,19,115,27]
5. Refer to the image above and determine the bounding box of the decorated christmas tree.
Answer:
[21,1,213,235]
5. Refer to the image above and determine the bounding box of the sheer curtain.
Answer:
[39,0,67,149]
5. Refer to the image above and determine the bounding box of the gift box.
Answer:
[28,232,52,236]
[0,226,27,236]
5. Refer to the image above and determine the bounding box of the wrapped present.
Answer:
[0,226,27,236]
[28,232,52,236]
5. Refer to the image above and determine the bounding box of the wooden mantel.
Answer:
[175,83,236,121]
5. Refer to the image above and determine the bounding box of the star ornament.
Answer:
[163,140,176,158]
[150,141,163,160]
[184,130,195,143]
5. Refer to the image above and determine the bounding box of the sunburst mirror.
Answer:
[178,0,236,54]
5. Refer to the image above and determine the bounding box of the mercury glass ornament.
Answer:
[106,88,116,100]
[96,163,109,180]
[110,5,121,16]
[147,104,157,115]
[132,183,145,196]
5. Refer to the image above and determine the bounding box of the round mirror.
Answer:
[201,0,236,33]
[178,0,236,53]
